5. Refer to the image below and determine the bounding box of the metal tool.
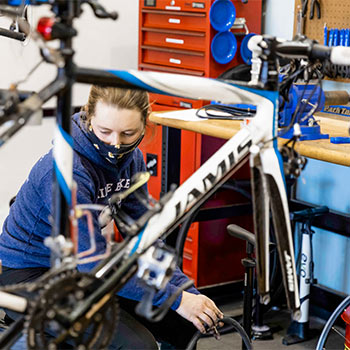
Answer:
[309,0,321,19]
[333,28,339,46]
[328,28,334,47]
[345,29,350,46]
[323,23,327,46]
[297,6,305,35]
[301,0,308,17]
[302,0,321,20]
[330,136,350,144]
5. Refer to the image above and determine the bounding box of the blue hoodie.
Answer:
[0,112,198,310]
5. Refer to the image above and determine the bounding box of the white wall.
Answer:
[0,1,140,226]
[263,0,295,39]
[0,118,55,224]
[0,0,139,106]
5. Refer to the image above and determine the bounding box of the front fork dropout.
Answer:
[250,146,301,320]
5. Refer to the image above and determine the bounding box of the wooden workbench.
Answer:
[149,112,350,167]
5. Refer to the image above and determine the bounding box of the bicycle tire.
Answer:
[316,295,350,350]
[185,316,253,350]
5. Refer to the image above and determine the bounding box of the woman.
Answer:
[0,86,223,349]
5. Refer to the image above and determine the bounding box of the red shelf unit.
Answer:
[138,0,262,287]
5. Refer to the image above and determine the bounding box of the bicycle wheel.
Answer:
[316,295,350,350]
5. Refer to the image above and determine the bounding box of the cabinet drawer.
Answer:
[140,62,205,76]
[142,46,205,71]
[142,10,207,32]
[142,29,206,52]
[142,0,210,13]
[182,251,194,277]
[148,92,204,109]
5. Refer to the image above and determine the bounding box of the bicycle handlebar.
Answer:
[249,35,350,66]
[277,41,350,66]
[275,41,331,61]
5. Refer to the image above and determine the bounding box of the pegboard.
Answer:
[294,0,350,82]
[294,0,350,43]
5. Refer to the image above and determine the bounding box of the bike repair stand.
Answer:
[227,224,273,350]
[282,206,329,345]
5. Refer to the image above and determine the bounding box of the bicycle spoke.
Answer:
[330,326,346,341]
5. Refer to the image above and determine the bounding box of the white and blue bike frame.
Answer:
[106,68,301,318]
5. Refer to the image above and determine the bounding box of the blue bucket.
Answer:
[240,33,256,64]
[209,0,236,32]
[211,31,237,64]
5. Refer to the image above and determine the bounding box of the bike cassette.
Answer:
[26,271,119,350]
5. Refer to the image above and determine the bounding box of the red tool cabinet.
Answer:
[138,0,262,287]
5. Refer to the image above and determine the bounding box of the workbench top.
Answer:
[149,112,350,167]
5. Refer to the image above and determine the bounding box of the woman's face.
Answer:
[91,101,144,146]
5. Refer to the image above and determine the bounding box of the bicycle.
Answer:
[316,295,350,349]
[0,1,349,349]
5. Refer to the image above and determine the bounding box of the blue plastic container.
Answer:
[209,0,236,32]
[211,31,237,64]
[240,33,256,64]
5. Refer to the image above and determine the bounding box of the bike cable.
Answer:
[196,104,256,120]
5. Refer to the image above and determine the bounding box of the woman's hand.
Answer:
[176,291,224,333]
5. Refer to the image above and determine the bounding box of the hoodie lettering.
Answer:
[98,178,131,199]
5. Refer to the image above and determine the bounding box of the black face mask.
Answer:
[85,123,145,165]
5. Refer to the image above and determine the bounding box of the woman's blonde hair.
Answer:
[81,85,150,127]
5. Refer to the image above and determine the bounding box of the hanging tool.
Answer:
[309,0,321,19]
[301,0,308,18]
[333,28,340,46]
[328,28,334,47]
[302,0,321,20]
[345,29,350,47]
[297,6,305,35]
[340,29,345,46]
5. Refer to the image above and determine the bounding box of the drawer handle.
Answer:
[183,252,192,260]
[166,6,181,11]
[168,18,181,24]
[166,37,184,45]
[169,58,181,64]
